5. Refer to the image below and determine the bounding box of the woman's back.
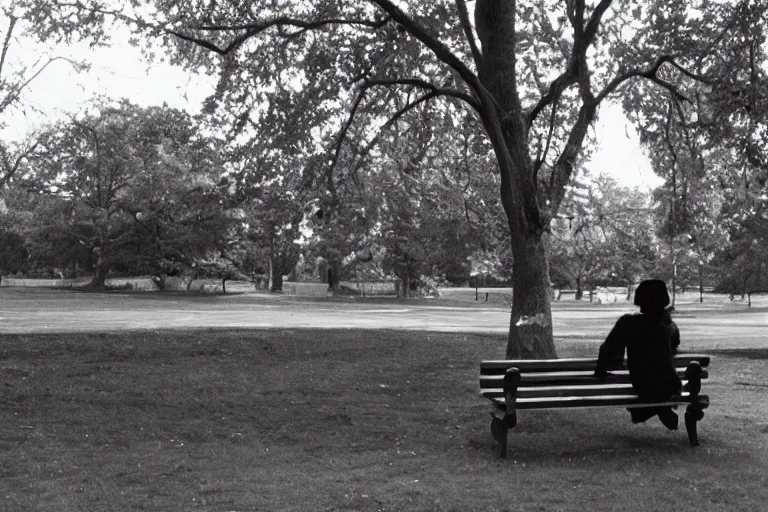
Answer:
[618,312,681,400]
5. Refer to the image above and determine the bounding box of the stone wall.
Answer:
[339,280,398,296]
[0,276,256,293]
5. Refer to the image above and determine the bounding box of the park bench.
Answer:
[479,354,711,458]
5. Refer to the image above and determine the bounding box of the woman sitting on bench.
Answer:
[594,279,682,429]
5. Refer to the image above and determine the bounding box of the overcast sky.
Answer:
[2,27,663,191]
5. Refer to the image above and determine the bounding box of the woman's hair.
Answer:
[634,279,670,312]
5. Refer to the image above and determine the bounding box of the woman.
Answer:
[594,279,682,429]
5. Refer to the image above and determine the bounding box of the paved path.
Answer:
[1,288,766,350]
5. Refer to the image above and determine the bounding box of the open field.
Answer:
[2,329,767,511]
[1,288,766,350]
[1,289,767,510]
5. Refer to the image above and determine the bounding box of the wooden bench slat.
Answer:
[482,382,644,399]
[480,354,710,374]
[489,393,709,410]
[479,368,708,388]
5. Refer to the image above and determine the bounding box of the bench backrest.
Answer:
[479,354,710,408]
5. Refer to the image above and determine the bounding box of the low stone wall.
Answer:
[554,287,630,302]
[104,277,157,291]
[0,277,91,288]
[282,282,330,296]
[281,280,398,296]
[170,279,255,293]
[0,276,256,293]
[340,280,398,296]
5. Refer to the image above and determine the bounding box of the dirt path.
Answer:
[0,288,765,350]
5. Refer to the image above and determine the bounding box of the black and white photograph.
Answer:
[1,1,766,510]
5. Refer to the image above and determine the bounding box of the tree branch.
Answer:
[547,101,598,217]
[364,77,481,111]
[528,0,614,127]
[583,0,613,45]
[533,95,559,179]
[0,14,17,80]
[455,0,483,72]
[594,55,698,104]
[331,77,483,189]
[0,56,83,116]
[192,17,390,32]
[328,88,368,180]
[165,27,259,55]
[527,73,576,128]
[368,0,484,101]
[0,138,41,188]
[349,91,443,177]
[58,2,390,56]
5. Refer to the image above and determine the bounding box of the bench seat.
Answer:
[479,354,711,458]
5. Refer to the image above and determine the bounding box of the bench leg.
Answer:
[490,415,508,459]
[685,405,705,447]
[490,367,521,459]
[684,362,705,447]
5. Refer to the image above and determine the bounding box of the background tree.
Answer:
[22,99,236,288]
[549,174,656,299]
[625,0,767,302]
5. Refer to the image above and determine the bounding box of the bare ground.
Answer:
[1,288,766,350]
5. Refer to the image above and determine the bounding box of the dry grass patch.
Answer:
[1,329,767,511]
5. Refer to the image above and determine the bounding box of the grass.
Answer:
[2,328,767,511]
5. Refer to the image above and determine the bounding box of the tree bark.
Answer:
[671,251,677,306]
[506,234,556,358]
[88,264,109,289]
[270,273,283,292]
[327,261,341,292]
[699,263,704,303]
[268,235,277,292]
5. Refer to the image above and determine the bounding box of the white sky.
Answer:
[1,29,663,191]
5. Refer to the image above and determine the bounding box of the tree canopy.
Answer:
[18,100,237,287]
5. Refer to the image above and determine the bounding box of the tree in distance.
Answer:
[22,99,237,289]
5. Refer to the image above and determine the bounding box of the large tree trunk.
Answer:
[87,264,109,289]
[476,0,558,359]
[327,261,341,292]
[399,273,409,299]
[268,235,281,292]
[270,273,283,292]
[506,233,556,359]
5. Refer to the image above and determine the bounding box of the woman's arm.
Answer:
[671,320,680,353]
[594,316,629,377]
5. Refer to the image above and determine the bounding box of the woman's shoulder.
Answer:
[613,313,644,329]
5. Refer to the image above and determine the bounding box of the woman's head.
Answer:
[634,279,670,313]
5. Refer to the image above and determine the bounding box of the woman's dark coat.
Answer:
[594,311,682,401]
